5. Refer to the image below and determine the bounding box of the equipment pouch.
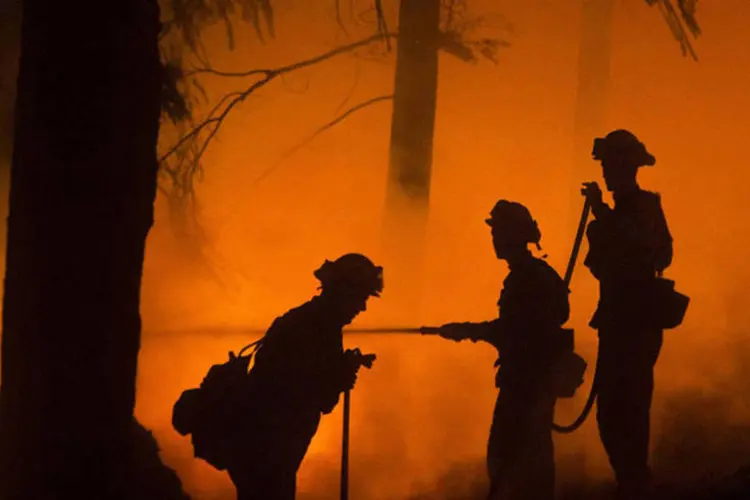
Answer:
[552,350,588,399]
[551,328,587,398]
[651,277,690,330]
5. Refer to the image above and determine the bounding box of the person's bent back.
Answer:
[227,253,384,500]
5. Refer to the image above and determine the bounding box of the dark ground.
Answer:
[292,461,750,500]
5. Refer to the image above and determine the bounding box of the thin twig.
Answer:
[160,75,273,164]
[374,0,391,51]
[205,91,247,122]
[333,60,361,115]
[335,0,349,35]
[250,94,394,187]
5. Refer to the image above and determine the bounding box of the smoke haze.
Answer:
[2,0,750,498]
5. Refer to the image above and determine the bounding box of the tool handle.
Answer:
[340,390,351,500]
[563,197,592,287]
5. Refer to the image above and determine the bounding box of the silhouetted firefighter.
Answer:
[582,129,688,500]
[172,253,382,500]
[430,200,583,500]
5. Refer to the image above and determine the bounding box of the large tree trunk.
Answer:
[0,0,20,164]
[0,0,165,498]
[381,0,440,321]
[0,0,21,276]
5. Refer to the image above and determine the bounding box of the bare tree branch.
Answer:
[185,32,395,79]
[159,75,271,164]
[333,60,362,115]
[161,19,509,185]
[157,0,509,247]
[161,33,396,168]
[251,94,394,187]
[375,0,392,51]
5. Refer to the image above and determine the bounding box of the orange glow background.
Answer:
[3,0,750,498]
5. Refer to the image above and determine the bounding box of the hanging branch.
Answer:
[646,0,701,61]
[250,94,395,187]
[160,19,510,174]
[160,32,395,174]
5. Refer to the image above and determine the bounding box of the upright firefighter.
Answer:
[433,200,573,500]
[581,129,675,499]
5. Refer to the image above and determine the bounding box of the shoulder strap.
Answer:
[237,337,264,358]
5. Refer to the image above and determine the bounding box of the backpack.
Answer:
[172,340,262,471]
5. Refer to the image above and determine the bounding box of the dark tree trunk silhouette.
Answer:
[382,0,440,319]
[0,0,20,165]
[0,0,21,270]
[386,0,440,207]
[0,0,181,498]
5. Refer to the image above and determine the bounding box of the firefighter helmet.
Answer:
[485,200,542,247]
[592,129,656,168]
[314,253,383,297]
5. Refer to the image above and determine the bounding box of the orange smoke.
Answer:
[0,0,742,499]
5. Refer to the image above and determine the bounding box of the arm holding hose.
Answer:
[321,348,377,415]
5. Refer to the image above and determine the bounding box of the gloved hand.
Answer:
[581,181,603,206]
[582,181,612,220]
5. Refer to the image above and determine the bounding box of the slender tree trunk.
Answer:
[382,0,440,320]
[0,0,163,498]
[559,0,616,488]
[568,0,616,230]
[386,0,440,206]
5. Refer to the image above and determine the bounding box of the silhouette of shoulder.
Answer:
[268,299,323,333]
[628,189,672,237]
[253,298,330,368]
[626,189,667,216]
[501,256,569,326]
[504,257,567,292]
[638,189,662,205]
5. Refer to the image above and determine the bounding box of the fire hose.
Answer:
[334,200,599,446]
[551,197,598,434]
[330,198,599,437]
[330,199,599,434]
